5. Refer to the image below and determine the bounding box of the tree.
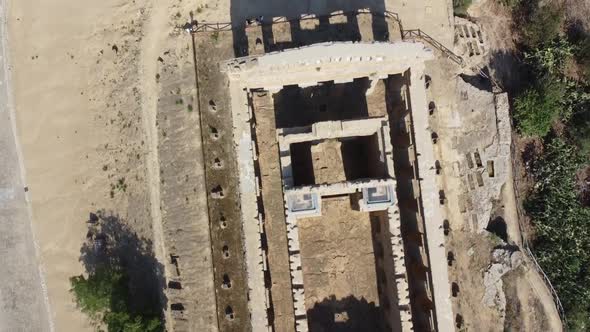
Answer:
[503,0,590,327]
[70,266,128,320]
[70,211,164,332]
[70,267,163,332]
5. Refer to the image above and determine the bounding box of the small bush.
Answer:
[569,109,590,155]
[525,39,574,75]
[211,31,219,42]
[575,36,590,80]
[521,4,562,48]
[514,79,565,137]
[70,267,163,332]
[526,138,590,327]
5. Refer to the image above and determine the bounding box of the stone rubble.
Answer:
[482,246,523,320]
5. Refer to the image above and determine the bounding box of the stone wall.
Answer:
[223,42,433,91]
[230,85,271,331]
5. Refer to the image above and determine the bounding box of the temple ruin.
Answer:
[224,39,453,331]
[164,6,516,332]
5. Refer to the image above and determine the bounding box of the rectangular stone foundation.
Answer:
[225,41,443,332]
[298,196,381,331]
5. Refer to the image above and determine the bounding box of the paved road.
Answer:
[0,1,52,331]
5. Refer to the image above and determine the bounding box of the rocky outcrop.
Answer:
[482,247,523,319]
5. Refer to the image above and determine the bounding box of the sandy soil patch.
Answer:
[7,0,222,329]
[9,1,154,329]
[298,197,379,316]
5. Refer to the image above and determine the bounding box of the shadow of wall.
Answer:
[306,295,381,332]
[272,79,370,129]
[231,0,389,57]
[385,72,436,331]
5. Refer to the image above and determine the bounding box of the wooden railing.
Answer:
[190,22,232,32]
[187,9,464,66]
[402,29,464,66]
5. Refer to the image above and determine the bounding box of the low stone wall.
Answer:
[222,39,443,332]
[277,117,394,190]
[284,215,308,332]
[222,42,434,91]
[230,86,271,331]
[285,178,396,197]
[385,205,414,330]
[408,67,455,331]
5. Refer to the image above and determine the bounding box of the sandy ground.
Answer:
[6,0,222,330]
[299,197,379,309]
[8,1,155,329]
[0,0,51,328]
[390,0,455,47]
[298,197,380,331]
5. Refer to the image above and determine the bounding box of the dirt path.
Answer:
[523,262,563,332]
[503,142,560,332]
[138,1,170,327]
[502,166,522,247]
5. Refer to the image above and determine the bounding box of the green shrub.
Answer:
[526,138,590,327]
[211,31,219,42]
[70,267,163,332]
[510,0,590,326]
[568,306,590,332]
[521,4,562,48]
[514,79,565,137]
[525,39,574,75]
[575,36,590,80]
[569,109,590,155]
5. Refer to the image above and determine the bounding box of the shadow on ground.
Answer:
[230,0,386,26]
[79,209,166,316]
[306,295,381,332]
[230,0,389,56]
[488,49,531,96]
